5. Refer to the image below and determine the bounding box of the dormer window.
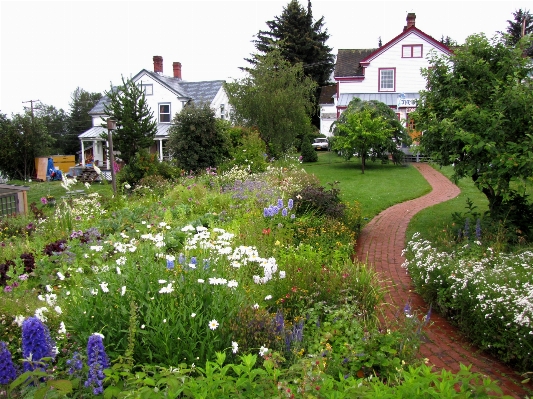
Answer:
[159,103,171,123]
[402,44,423,58]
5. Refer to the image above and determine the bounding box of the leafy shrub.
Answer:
[132,175,171,197]
[300,136,318,162]
[167,103,231,172]
[222,126,268,173]
[292,182,345,219]
[117,150,179,188]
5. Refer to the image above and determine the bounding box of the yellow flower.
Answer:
[275,240,280,246]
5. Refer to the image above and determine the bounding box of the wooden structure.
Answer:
[0,184,30,217]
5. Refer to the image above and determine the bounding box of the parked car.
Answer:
[312,138,329,151]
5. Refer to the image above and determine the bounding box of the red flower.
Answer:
[262,228,271,235]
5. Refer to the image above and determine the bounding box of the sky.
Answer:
[1,0,531,117]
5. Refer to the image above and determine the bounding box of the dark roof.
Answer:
[334,49,376,78]
[180,81,225,104]
[318,85,336,104]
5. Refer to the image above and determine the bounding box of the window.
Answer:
[379,68,395,92]
[220,104,225,119]
[159,103,171,123]
[407,114,416,131]
[402,44,422,58]
[139,83,153,95]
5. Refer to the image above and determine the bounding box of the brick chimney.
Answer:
[173,62,182,79]
[153,56,163,74]
[404,13,416,30]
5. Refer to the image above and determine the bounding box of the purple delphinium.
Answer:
[66,351,83,376]
[475,218,482,240]
[0,341,17,384]
[282,208,288,217]
[85,333,109,395]
[277,198,283,209]
[288,199,294,210]
[21,317,56,372]
[166,260,175,269]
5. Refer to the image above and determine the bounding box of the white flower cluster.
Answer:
[403,235,533,337]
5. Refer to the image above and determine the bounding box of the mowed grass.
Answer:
[301,151,431,221]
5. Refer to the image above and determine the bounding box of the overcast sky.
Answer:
[1,0,531,116]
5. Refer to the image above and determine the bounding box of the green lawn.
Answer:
[301,151,431,221]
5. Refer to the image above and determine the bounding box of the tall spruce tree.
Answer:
[246,0,334,127]
[504,9,533,56]
[102,76,157,165]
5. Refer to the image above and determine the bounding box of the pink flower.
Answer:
[40,197,47,205]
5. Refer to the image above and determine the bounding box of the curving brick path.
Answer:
[355,162,532,398]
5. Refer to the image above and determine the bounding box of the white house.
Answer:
[78,56,231,167]
[320,13,452,136]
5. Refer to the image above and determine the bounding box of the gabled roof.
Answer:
[360,26,452,65]
[334,25,452,79]
[79,123,173,140]
[88,71,225,115]
[335,49,376,78]
[318,85,337,105]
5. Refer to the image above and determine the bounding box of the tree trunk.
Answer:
[361,155,366,174]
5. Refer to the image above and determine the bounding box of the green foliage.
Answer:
[412,33,533,237]
[331,98,407,174]
[67,87,102,156]
[116,149,179,188]
[168,103,231,172]
[0,112,54,180]
[300,135,318,162]
[103,76,157,165]
[222,126,268,173]
[225,49,317,158]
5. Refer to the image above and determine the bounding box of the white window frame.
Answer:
[159,103,171,123]
[139,83,153,95]
[379,68,395,92]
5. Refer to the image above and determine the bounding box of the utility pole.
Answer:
[22,99,40,122]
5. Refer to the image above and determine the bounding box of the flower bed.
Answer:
[402,232,533,370]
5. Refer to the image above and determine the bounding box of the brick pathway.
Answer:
[355,162,532,398]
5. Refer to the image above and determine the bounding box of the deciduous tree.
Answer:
[331,98,407,173]
[226,49,316,158]
[412,33,533,235]
[67,88,102,156]
[102,76,157,165]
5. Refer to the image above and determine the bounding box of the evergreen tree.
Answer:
[300,135,318,162]
[67,88,102,156]
[246,0,335,127]
[504,9,533,56]
[102,76,157,165]
[505,9,533,46]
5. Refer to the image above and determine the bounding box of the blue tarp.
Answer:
[47,158,63,181]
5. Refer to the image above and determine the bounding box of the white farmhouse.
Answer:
[78,56,231,167]
[319,13,452,136]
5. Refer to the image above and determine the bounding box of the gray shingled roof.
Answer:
[318,85,336,105]
[88,71,224,115]
[334,49,376,78]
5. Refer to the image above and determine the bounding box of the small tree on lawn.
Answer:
[102,76,157,165]
[300,135,318,162]
[331,98,405,174]
[167,102,231,172]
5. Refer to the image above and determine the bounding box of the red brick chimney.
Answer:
[173,62,182,79]
[153,56,163,74]
[404,13,416,30]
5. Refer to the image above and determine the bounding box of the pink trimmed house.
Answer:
[319,13,452,136]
